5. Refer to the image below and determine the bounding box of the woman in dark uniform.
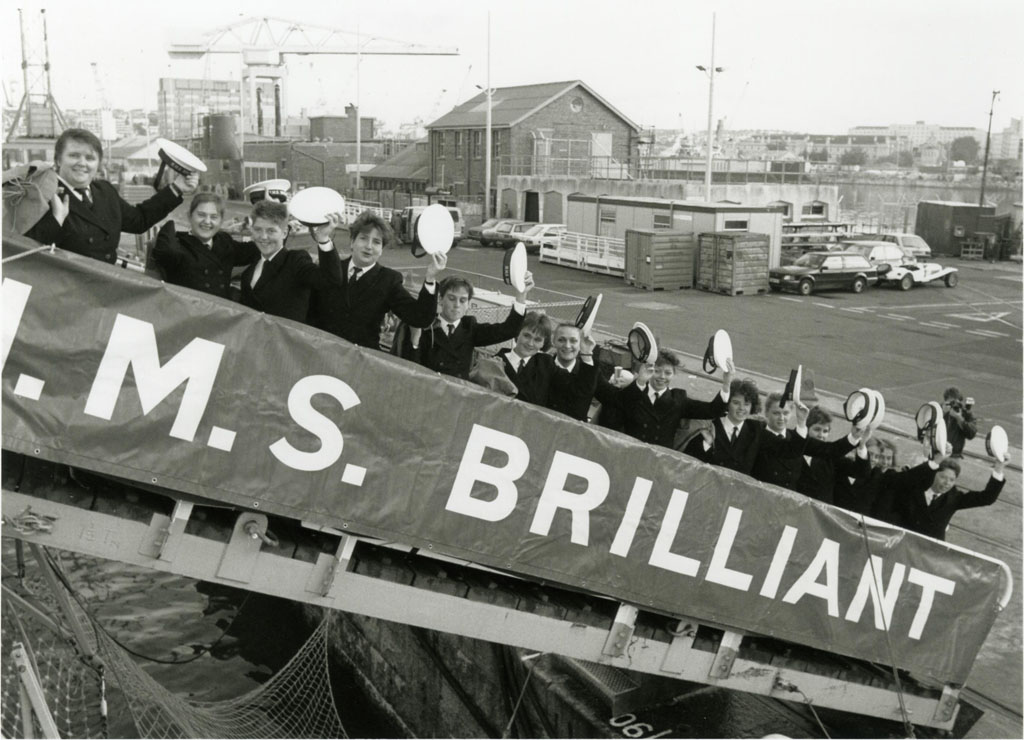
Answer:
[27,128,197,263]
[151,193,258,299]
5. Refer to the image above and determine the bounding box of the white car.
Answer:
[519,223,567,252]
[842,240,957,290]
[847,232,932,258]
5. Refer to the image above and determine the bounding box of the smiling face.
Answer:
[250,217,287,258]
[439,286,470,323]
[513,327,546,358]
[933,468,958,495]
[553,326,581,365]
[350,226,384,268]
[56,140,100,189]
[765,400,790,434]
[189,202,223,242]
[808,422,831,442]
[650,361,675,392]
[726,395,752,425]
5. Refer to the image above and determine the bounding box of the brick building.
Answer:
[425,80,641,205]
[309,105,375,142]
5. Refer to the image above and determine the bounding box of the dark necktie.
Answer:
[446,323,455,336]
[349,266,362,282]
[731,426,739,443]
[75,188,91,205]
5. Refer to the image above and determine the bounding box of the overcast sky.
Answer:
[3,0,1022,136]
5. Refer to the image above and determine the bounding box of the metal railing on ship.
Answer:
[539,232,625,277]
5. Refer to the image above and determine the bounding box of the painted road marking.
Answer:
[926,321,960,328]
[777,296,803,303]
[966,329,1009,338]
[947,311,1011,323]
[813,302,834,308]
[884,314,912,321]
[918,322,953,330]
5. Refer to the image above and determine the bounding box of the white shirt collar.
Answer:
[722,418,744,438]
[189,231,214,248]
[261,246,284,263]
[556,357,577,373]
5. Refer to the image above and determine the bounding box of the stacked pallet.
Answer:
[696,233,770,296]
[623,229,695,291]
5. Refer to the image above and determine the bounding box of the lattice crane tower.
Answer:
[6,8,67,142]
[168,15,458,184]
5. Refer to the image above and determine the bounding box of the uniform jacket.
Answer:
[416,309,524,380]
[545,358,599,421]
[794,436,862,505]
[595,381,727,449]
[310,259,437,349]
[894,469,1004,540]
[239,247,343,323]
[26,180,182,263]
[151,223,259,298]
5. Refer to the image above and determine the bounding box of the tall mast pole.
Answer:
[703,13,717,201]
[484,11,492,218]
[979,89,999,207]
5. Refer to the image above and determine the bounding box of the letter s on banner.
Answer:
[269,375,361,472]
[446,424,529,522]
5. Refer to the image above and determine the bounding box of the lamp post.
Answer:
[696,13,723,202]
[979,89,999,207]
[484,11,492,219]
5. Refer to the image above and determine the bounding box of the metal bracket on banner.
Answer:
[659,620,697,675]
[601,603,638,658]
[216,512,269,583]
[931,684,961,724]
[139,500,193,561]
[304,534,357,598]
[708,630,744,679]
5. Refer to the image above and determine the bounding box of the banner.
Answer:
[1,237,1007,685]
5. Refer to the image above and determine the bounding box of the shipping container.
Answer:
[696,232,770,296]
[915,201,996,258]
[623,229,695,290]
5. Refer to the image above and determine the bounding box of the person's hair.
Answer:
[349,210,394,249]
[520,311,553,350]
[937,458,961,477]
[865,438,883,453]
[189,192,224,216]
[729,379,761,414]
[438,276,474,300]
[879,438,898,467]
[55,128,103,161]
[765,392,785,412]
[806,406,832,429]
[654,349,680,369]
[555,322,581,338]
[251,199,289,227]
[943,386,963,402]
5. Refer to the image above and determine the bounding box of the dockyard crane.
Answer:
[167,15,458,186]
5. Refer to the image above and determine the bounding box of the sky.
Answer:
[2,0,1022,137]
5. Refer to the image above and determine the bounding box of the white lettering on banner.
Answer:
[2,278,33,370]
[84,314,224,442]
[609,477,653,557]
[705,507,754,591]
[648,489,701,577]
[782,538,841,617]
[268,375,361,472]
[529,451,609,546]
[907,569,956,640]
[446,424,529,521]
[844,556,906,629]
[759,525,799,598]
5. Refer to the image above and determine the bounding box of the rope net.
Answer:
[1,546,348,739]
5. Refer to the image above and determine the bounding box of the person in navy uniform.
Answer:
[151,192,259,298]
[309,211,444,349]
[238,200,344,323]
[890,442,1007,541]
[790,407,867,505]
[409,273,532,379]
[597,350,734,450]
[496,312,555,405]
[27,128,197,263]
[545,323,599,422]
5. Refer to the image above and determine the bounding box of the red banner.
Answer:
[1,238,1008,685]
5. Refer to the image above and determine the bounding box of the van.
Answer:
[398,206,463,246]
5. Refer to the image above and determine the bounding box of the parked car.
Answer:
[780,242,844,266]
[769,251,885,295]
[841,240,915,274]
[479,219,523,248]
[466,218,501,243]
[518,223,566,252]
[491,221,538,249]
[397,205,464,246]
[842,240,958,290]
[846,232,932,258]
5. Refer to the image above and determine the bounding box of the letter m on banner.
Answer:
[84,314,225,442]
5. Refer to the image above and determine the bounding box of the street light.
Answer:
[696,13,723,202]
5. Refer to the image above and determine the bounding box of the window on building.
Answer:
[600,205,616,226]
[492,131,501,159]
[723,219,749,231]
[802,201,827,218]
[768,200,792,219]
[473,130,483,159]
[653,213,672,229]
[437,131,446,160]
[454,131,463,159]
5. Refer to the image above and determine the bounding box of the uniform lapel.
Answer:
[68,186,110,232]
[254,250,286,291]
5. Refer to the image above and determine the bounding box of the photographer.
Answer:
[942,387,978,459]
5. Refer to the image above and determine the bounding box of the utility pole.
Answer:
[696,13,722,201]
[484,11,492,219]
[979,89,999,207]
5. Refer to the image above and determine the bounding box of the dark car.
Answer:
[466,218,501,244]
[769,251,886,296]
[478,219,523,247]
